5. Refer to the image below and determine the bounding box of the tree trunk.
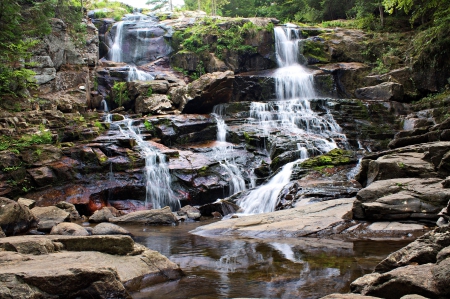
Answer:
[378,4,384,27]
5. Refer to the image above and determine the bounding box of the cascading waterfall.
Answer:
[109,21,124,62]
[238,25,347,214]
[115,118,180,210]
[127,66,154,81]
[212,106,246,196]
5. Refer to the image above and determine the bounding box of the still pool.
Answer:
[124,220,410,299]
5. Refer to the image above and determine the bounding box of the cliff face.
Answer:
[30,17,99,111]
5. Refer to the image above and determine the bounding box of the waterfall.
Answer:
[127,66,154,82]
[212,106,246,197]
[116,118,180,211]
[101,99,112,123]
[109,21,124,62]
[238,25,347,214]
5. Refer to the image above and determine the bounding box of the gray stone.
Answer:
[92,223,131,236]
[135,94,173,115]
[17,198,36,209]
[110,206,178,225]
[0,197,37,236]
[50,222,89,236]
[355,178,450,221]
[26,166,56,187]
[355,82,404,101]
[31,206,70,232]
[89,207,115,223]
[360,264,439,298]
[55,201,81,220]
[177,205,201,220]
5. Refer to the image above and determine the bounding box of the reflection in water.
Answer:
[129,221,410,299]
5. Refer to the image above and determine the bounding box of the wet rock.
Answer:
[0,197,37,236]
[171,71,234,113]
[55,201,81,220]
[0,267,131,299]
[31,206,70,232]
[26,166,56,187]
[135,94,173,115]
[355,82,404,102]
[375,229,450,272]
[317,62,370,97]
[92,223,131,235]
[110,206,178,225]
[321,294,381,299]
[354,178,450,221]
[17,198,36,209]
[359,264,439,299]
[198,200,241,217]
[0,227,5,238]
[50,222,90,236]
[364,152,440,186]
[194,198,356,238]
[177,205,201,220]
[89,207,115,223]
[0,235,183,294]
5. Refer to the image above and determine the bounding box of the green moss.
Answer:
[301,149,353,168]
[303,40,329,63]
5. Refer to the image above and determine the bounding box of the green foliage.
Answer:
[146,87,153,97]
[91,0,133,20]
[144,119,154,131]
[176,17,260,59]
[373,58,389,74]
[0,124,53,152]
[300,149,354,169]
[112,81,128,106]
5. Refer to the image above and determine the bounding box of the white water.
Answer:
[238,25,347,214]
[127,66,154,81]
[212,106,246,197]
[110,21,124,62]
[116,118,180,210]
[238,161,296,214]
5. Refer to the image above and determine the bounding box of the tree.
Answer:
[147,0,173,11]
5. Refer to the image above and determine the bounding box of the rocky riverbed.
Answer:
[1,8,450,299]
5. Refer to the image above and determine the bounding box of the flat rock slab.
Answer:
[193,198,427,240]
[193,198,356,238]
[0,248,182,293]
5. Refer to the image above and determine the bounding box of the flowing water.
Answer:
[238,25,347,214]
[212,106,247,197]
[126,221,410,299]
[112,118,180,210]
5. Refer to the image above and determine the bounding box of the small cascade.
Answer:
[212,106,246,197]
[127,66,154,82]
[105,13,173,65]
[109,21,125,62]
[101,99,112,123]
[238,161,297,214]
[115,118,180,210]
[238,25,348,214]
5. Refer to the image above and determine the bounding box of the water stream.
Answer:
[238,25,347,214]
[125,221,410,299]
[112,118,179,210]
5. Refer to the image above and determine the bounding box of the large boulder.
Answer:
[92,223,131,236]
[89,207,117,223]
[31,206,70,232]
[355,82,404,102]
[170,71,235,113]
[110,206,178,225]
[352,264,440,298]
[50,222,90,236]
[0,197,37,236]
[354,178,450,221]
[0,235,184,296]
[374,226,450,273]
[135,94,173,115]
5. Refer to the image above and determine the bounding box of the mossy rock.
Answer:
[300,149,355,169]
